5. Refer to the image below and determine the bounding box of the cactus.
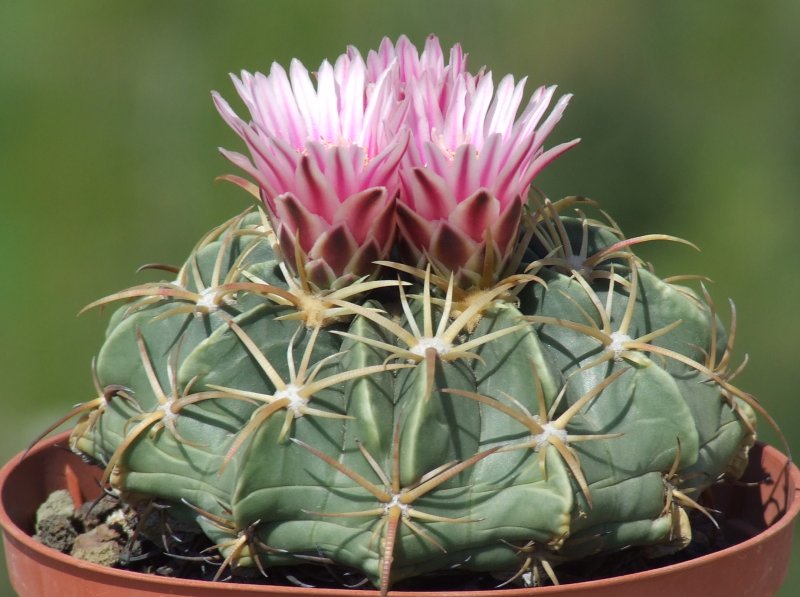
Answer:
[38,36,763,594]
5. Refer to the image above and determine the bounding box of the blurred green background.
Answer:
[1,0,798,594]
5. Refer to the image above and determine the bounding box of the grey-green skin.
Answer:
[69,206,756,590]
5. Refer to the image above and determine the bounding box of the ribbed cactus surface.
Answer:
[58,201,755,594]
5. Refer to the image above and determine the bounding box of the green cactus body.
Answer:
[65,203,755,593]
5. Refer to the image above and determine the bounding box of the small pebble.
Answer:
[33,489,77,552]
[70,524,122,567]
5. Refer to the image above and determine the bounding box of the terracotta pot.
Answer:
[0,432,798,597]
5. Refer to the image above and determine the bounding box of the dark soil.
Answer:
[33,486,748,591]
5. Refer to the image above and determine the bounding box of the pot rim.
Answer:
[1,431,798,596]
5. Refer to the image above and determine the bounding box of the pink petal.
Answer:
[477,133,504,188]
[428,221,476,274]
[278,224,302,272]
[486,75,526,139]
[334,187,390,244]
[490,195,523,255]
[362,128,409,190]
[241,128,297,192]
[512,85,556,141]
[294,154,340,222]
[335,54,366,142]
[368,195,398,253]
[360,62,400,155]
[268,62,306,148]
[396,201,433,255]
[346,44,364,63]
[305,258,337,289]
[420,35,444,76]
[396,35,421,82]
[401,167,454,219]
[326,145,359,199]
[367,37,396,81]
[346,238,382,278]
[523,138,581,188]
[273,193,331,252]
[250,71,283,141]
[494,129,540,203]
[230,72,257,116]
[442,76,467,149]
[408,75,442,146]
[304,140,330,172]
[289,58,319,140]
[448,190,500,243]
[422,140,454,179]
[533,92,573,147]
[211,91,245,135]
[309,224,359,276]
[217,147,277,199]
[315,60,341,141]
[450,144,480,203]
[464,71,494,147]
[447,42,466,77]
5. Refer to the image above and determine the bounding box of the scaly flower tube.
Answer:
[213,48,408,289]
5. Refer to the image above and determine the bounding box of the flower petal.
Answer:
[273,193,330,252]
[335,52,366,142]
[335,187,391,244]
[289,58,319,140]
[361,129,409,191]
[325,145,360,200]
[211,91,245,135]
[315,60,341,141]
[396,201,433,257]
[448,190,500,243]
[309,224,359,277]
[305,258,338,290]
[428,221,477,275]
[294,154,340,223]
[420,34,444,76]
[450,144,480,203]
[490,195,523,256]
[217,148,276,199]
[486,75,526,139]
[347,238,382,278]
[464,71,494,147]
[401,167,454,219]
[525,138,581,188]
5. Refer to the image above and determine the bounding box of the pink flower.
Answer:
[215,35,576,290]
[392,37,579,285]
[213,48,408,289]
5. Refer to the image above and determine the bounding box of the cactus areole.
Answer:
[39,36,767,595]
